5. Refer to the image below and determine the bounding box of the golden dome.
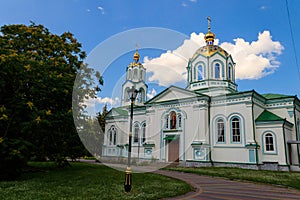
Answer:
[133,51,140,61]
[204,31,215,45]
[191,45,229,59]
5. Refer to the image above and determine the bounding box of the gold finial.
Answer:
[204,16,215,46]
[133,43,140,62]
[207,16,211,32]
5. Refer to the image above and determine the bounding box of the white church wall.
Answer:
[295,104,300,140]
[211,148,249,163]
[210,101,254,147]
[253,102,265,120]
[147,106,167,160]
[208,100,256,163]
[184,104,210,161]
[265,100,294,123]
[145,99,209,162]
[130,111,146,158]
[103,121,119,157]
[284,125,298,165]
[183,102,209,161]
[293,106,300,165]
[256,124,287,165]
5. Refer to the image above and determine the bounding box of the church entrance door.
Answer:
[168,137,179,162]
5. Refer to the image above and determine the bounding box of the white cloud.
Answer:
[86,8,91,12]
[181,2,187,7]
[84,96,119,107]
[97,6,105,14]
[143,30,283,86]
[260,6,267,10]
[143,32,217,86]
[96,97,119,105]
[190,0,197,2]
[147,88,157,99]
[82,97,119,116]
[221,31,284,79]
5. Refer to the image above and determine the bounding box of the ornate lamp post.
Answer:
[124,86,139,192]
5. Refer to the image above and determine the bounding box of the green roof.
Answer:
[256,110,284,122]
[163,135,179,141]
[106,107,128,118]
[262,93,292,99]
[113,107,128,116]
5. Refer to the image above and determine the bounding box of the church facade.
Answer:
[103,23,300,171]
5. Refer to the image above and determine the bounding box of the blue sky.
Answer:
[1,0,300,113]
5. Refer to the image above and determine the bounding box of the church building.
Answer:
[103,19,300,171]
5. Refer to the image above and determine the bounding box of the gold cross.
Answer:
[207,16,211,32]
[136,43,139,51]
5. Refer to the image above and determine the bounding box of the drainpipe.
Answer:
[293,97,299,165]
[282,119,289,168]
[208,97,212,166]
[251,92,259,166]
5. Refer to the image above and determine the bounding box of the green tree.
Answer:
[98,104,108,132]
[93,104,108,157]
[0,23,101,179]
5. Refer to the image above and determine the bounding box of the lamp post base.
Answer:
[124,167,132,192]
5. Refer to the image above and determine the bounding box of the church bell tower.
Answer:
[121,46,148,106]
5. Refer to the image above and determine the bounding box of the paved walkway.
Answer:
[78,160,300,199]
[154,170,300,200]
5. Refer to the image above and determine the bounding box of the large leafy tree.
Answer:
[0,23,101,179]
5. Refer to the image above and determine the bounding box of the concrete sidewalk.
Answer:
[154,170,300,200]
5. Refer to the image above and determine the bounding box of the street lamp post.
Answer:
[124,86,139,192]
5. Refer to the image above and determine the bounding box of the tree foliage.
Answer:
[0,23,101,179]
[97,104,107,132]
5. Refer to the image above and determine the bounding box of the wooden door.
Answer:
[168,138,179,162]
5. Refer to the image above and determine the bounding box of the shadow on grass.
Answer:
[0,162,192,200]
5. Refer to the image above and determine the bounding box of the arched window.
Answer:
[113,130,117,145]
[188,68,191,82]
[124,87,130,102]
[133,68,138,79]
[217,118,225,142]
[164,111,184,130]
[178,113,182,128]
[134,124,139,143]
[231,117,241,142]
[193,66,197,81]
[140,70,143,80]
[215,63,220,79]
[170,111,176,129]
[228,64,232,80]
[127,69,132,80]
[142,123,146,144]
[108,126,117,146]
[109,131,112,145]
[197,65,203,80]
[142,70,145,81]
[265,133,274,152]
[138,88,145,103]
[165,115,169,129]
[297,118,300,139]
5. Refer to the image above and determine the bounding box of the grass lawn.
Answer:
[167,166,300,190]
[0,162,192,200]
